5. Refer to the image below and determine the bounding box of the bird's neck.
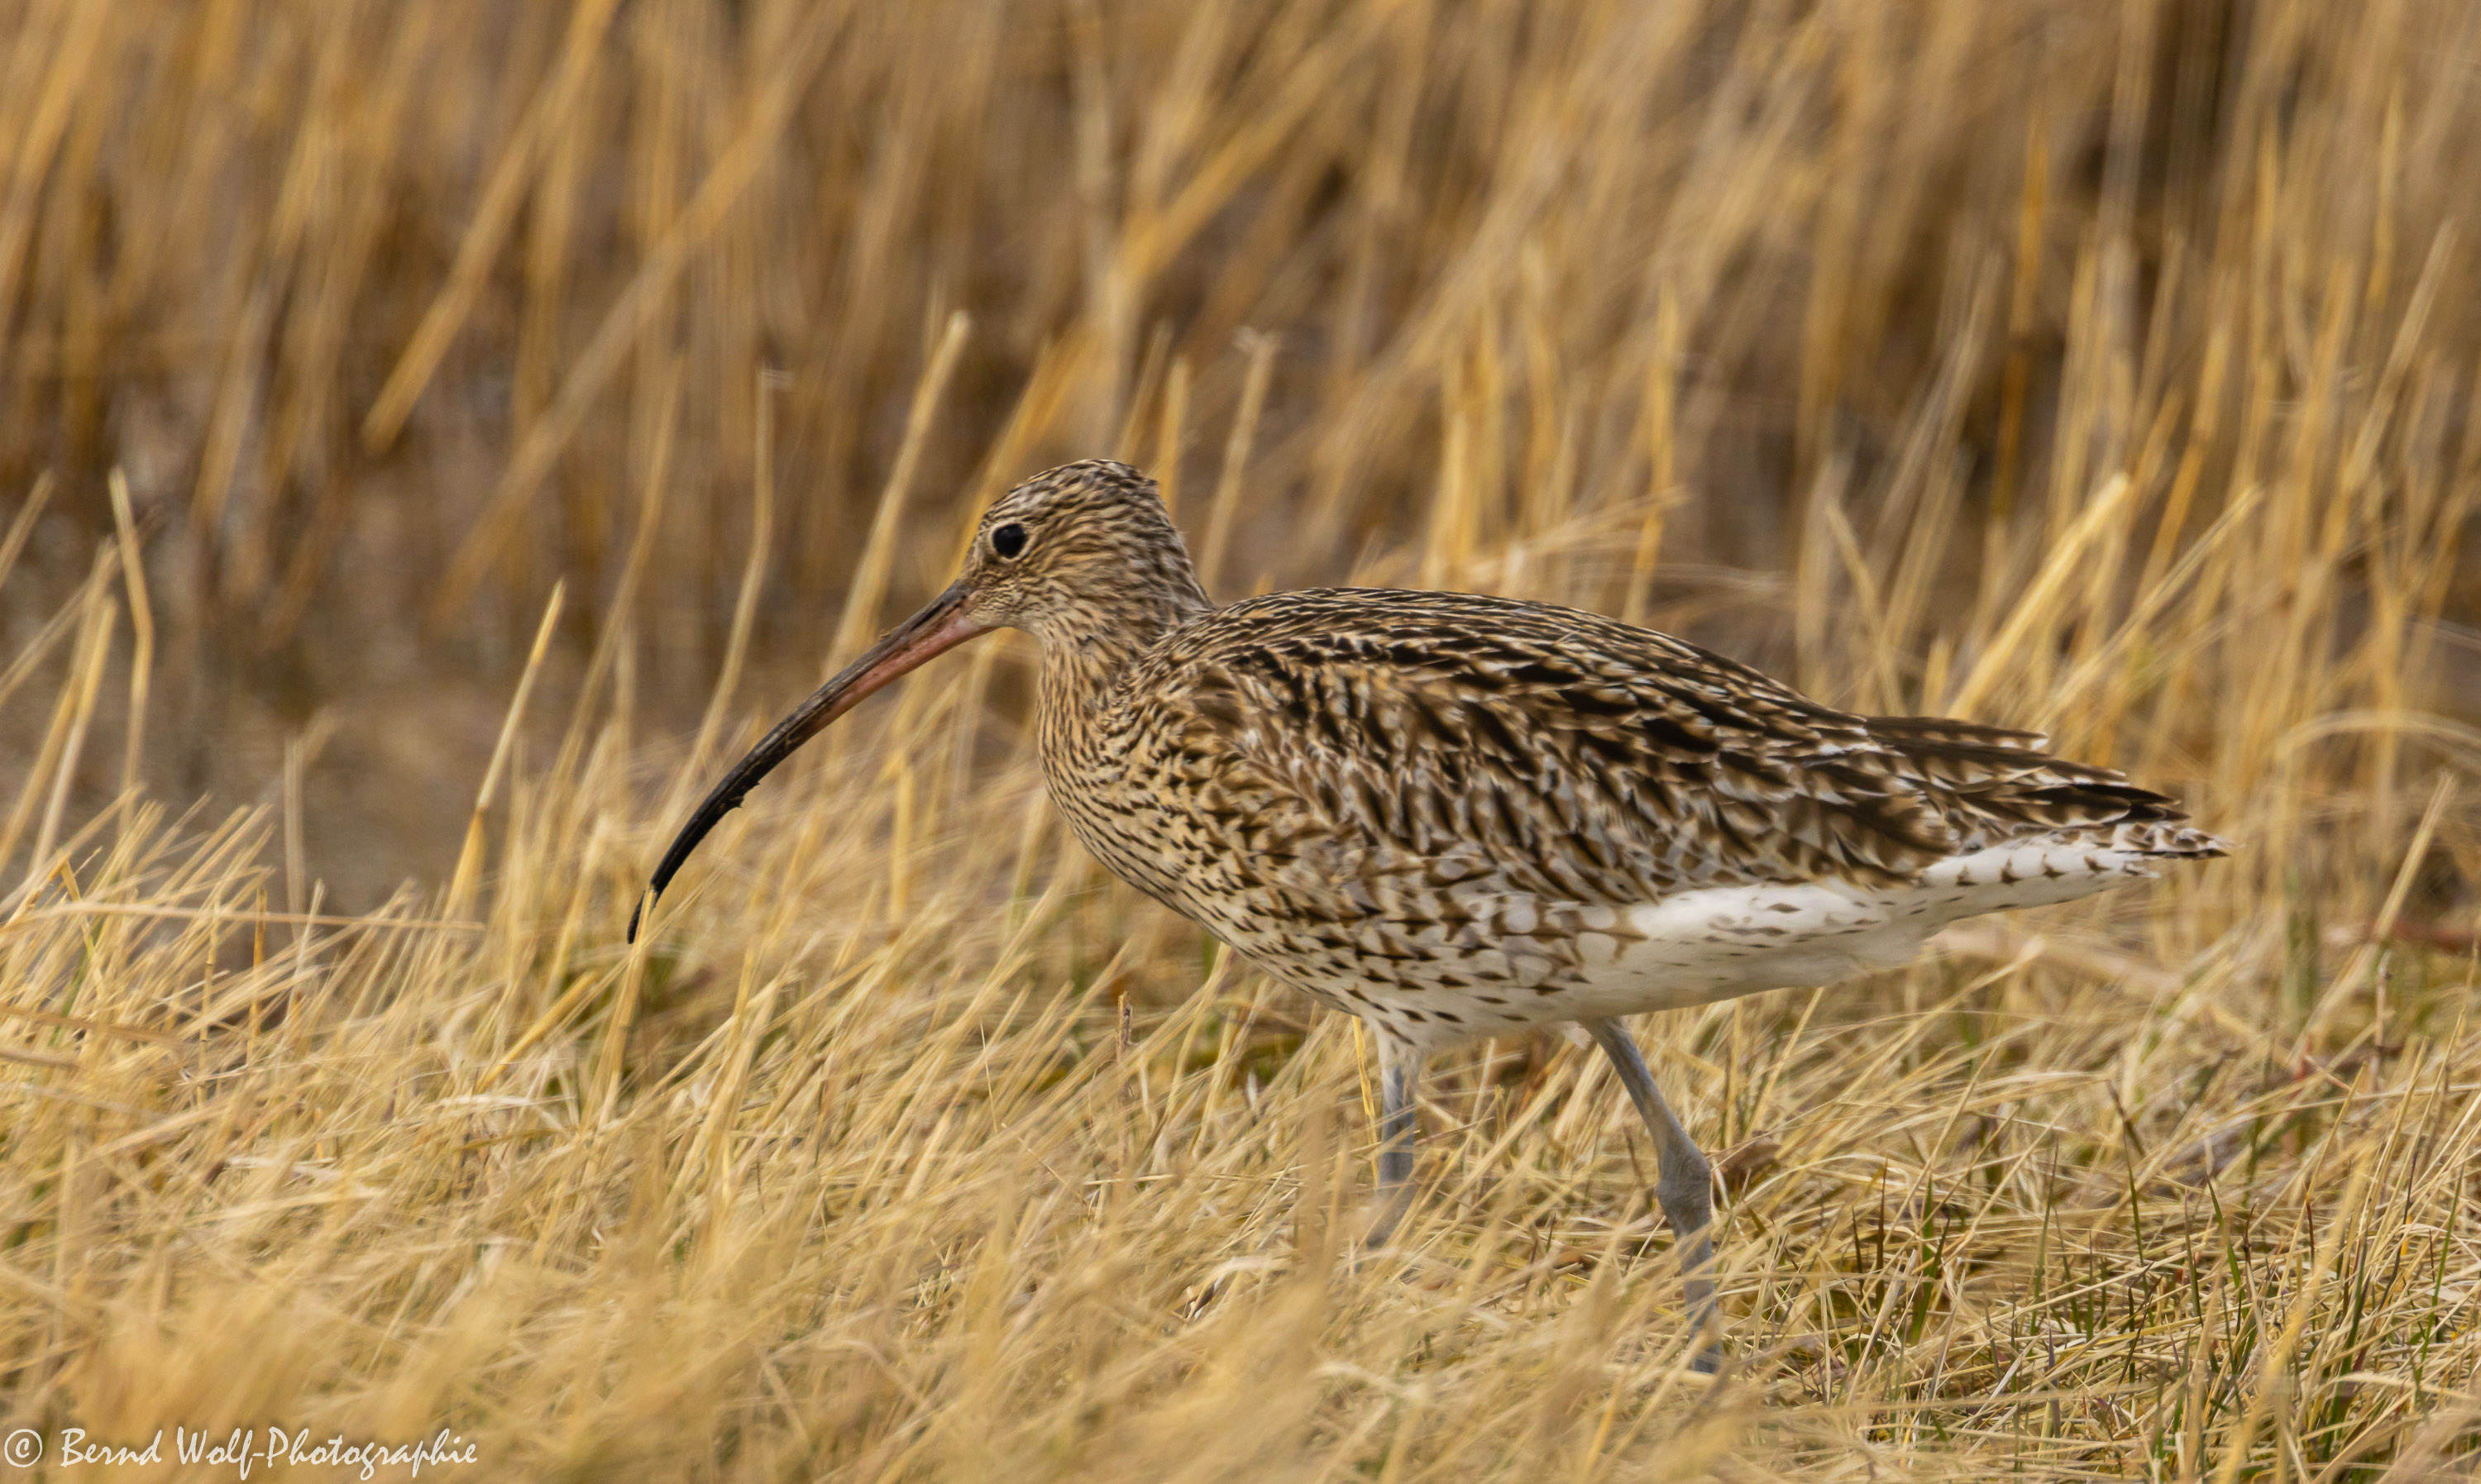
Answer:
[1033,575,1212,728]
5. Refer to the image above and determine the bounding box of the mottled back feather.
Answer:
[1078,589,2198,913]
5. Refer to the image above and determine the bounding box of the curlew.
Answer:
[633,459,2225,1368]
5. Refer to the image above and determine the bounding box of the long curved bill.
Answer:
[629,580,991,941]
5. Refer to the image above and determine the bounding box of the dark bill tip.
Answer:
[628,581,990,942]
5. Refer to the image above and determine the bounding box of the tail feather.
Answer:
[2122,821,2230,858]
[1867,714,2052,752]
[1865,713,2229,859]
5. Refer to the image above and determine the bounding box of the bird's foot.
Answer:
[1358,1184,1417,1251]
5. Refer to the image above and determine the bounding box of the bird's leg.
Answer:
[1361,1028,1425,1248]
[1582,1017,1721,1372]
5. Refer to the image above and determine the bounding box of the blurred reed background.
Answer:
[2,0,2479,1477]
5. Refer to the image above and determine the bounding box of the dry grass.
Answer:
[3,0,2481,1477]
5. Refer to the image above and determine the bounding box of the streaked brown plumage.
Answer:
[637,458,2227,1371]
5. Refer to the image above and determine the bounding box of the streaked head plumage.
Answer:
[958,459,1210,637]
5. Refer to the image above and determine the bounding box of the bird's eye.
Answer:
[991,523,1028,559]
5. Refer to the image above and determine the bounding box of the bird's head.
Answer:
[629,459,1207,940]
[952,459,1207,640]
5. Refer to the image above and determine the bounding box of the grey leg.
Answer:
[1362,1028,1425,1248]
[1582,1017,1720,1372]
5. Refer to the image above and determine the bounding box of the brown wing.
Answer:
[1124,589,1969,907]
